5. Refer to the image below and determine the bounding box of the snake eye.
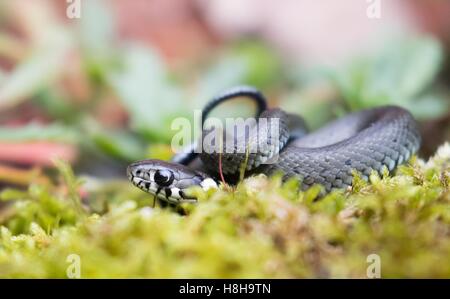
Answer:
[154,170,174,187]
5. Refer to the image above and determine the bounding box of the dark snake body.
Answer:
[127,86,421,203]
[262,106,421,191]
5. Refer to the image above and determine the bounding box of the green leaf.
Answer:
[0,31,71,110]
[0,189,28,202]
[77,0,115,56]
[195,56,248,109]
[196,41,281,106]
[400,93,449,119]
[53,159,86,217]
[77,0,118,81]
[108,45,186,142]
[91,130,144,162]
[333,36,445,119]
[231,41,282,89]
[0,123,80,143]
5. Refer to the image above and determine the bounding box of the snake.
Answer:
[127,86,421,205]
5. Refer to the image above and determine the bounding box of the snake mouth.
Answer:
[129,174,197,204]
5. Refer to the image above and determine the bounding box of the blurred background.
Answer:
[0,0,449,193]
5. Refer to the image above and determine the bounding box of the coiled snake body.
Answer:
[127,86,421,204]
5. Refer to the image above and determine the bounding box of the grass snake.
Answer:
[127,86,421,204]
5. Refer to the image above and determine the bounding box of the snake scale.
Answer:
[127,86,421,204]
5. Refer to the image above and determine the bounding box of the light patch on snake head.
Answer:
[200,178,218,191]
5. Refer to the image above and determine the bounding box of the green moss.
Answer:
[0,143,449,278]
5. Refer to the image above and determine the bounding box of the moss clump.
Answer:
[0,144,449,278]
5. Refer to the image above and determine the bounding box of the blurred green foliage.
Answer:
[333,36,448,119]
[0,0,447,163]
[0,123,79,144]
[0,31,71,110]
[281,36,449,130]
[108,45,186,142]
[0,143,449,278]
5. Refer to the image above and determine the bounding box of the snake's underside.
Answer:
[127,86,421,204]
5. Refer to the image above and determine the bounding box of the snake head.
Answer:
[127,160,218,204]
